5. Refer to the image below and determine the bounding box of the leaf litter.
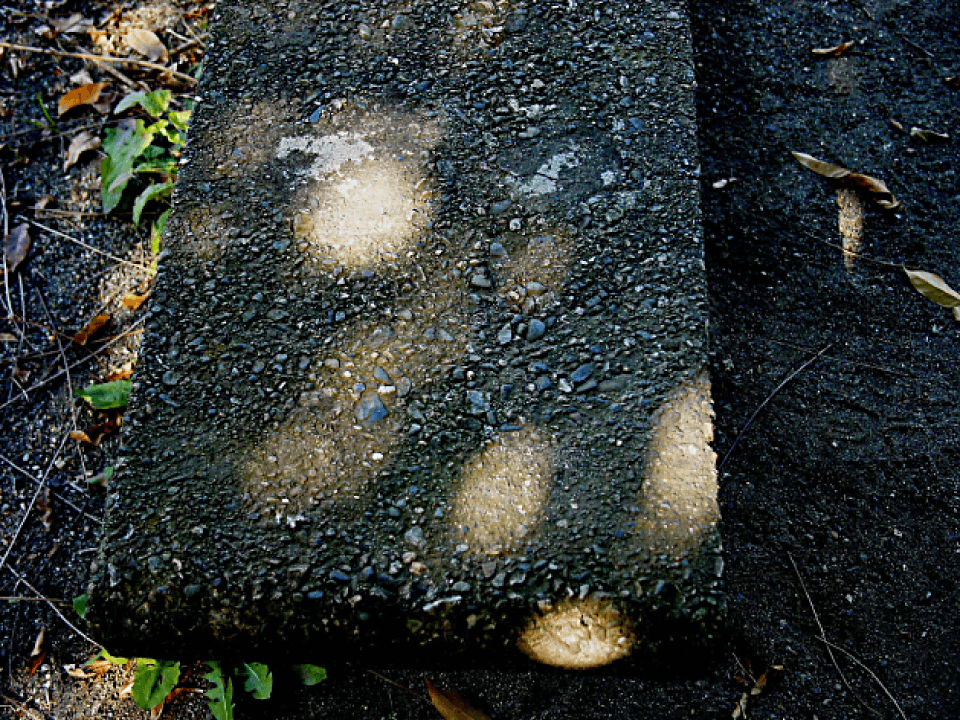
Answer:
[72,314,111,345]
[57,82,108,116]
[4,223,31,273]
[811,40,856,57]
[126,28,168,63]
[904,268,960,320]
[792,151,900,210]
[64,130,101,171]
[425,678,493,720]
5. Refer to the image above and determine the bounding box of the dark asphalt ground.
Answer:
[1,0,958,718]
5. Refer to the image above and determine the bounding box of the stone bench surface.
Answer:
[88,0,721,668]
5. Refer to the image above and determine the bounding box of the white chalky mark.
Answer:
[516,147,582,195]
[277,135,375,178]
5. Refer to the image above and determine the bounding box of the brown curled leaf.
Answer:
[425,678,493,720]
[904,268,960,310]
[812,40,856,57]
[58,82,107,116]
[72,314,111,345]
[792,152,900,210]
[122,292,150,310]
[105,367,134,382]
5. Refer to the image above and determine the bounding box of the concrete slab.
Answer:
[88,0,721,668]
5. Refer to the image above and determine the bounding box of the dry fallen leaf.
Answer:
[58,82,107,116]
[731,692,749,719]
[65,665,91,680]
[72,412,121,446]
[26,650,47,676]
[792,151,900,210]
[87,658,115,677]
[30,627,46,658]
[64,130,102,171]
[122,292,150,310]
[751,665,783,696]
[127,28,168,62]
[50,13,88,35]
[36,488,53,532]
[425,678,493,720]
[72,314,111,345]
[909,127,950,143]
[4,223,31,273]
[904,268,960,320]
[70,430,93,444]
[811,40,856,57]
[106,368,134,381]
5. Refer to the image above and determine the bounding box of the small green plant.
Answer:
[75,380,132,409]
[132,658,181,710]
[204,662,235,720]
[100,88,191,232]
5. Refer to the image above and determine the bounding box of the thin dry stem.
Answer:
[788,553,893,719]
[23,218,150,270]
[0,320,144,412]
[0,452,101,523]
[4,566,99,647]
[0,41,197,84]
[718,344,832,471]
[0,434,69,574]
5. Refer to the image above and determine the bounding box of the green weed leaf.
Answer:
[294,664,327,686]
[133,183,174,226]
[131,658,180,710]
[72,594,87,618]
[89,648,129,666]
[101,121,155,213]
[115,89,172,118]
[204,662,235,720]
[168,109,192,133]
[87,465,114,488]
[76,380,132,409]
[152,209,171,255]
[241,663,273,700]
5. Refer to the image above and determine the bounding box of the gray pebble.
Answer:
[571,363,596,384]
[526,319,546,341]
[355,390,389,425]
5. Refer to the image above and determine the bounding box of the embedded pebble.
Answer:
[571,363,596,384]
[404,527,425,548]
[355,390,389,424]
[526,319,546,341]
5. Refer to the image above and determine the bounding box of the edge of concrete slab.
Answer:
[87,0,723,668]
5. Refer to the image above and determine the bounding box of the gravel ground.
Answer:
[1,0,958,718]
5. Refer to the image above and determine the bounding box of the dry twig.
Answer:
[718,343,833,471]
[0,320,144,412]
[0,434,68,575]
[21,218,150,270]
[788,553,907,720]
[4,566,99,647]
[0,41,198,84]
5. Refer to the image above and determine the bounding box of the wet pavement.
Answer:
[88,0,721,667]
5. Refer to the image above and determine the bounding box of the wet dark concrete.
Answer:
[88,0,720,667]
